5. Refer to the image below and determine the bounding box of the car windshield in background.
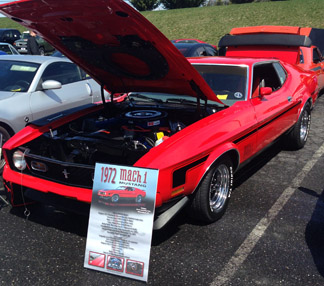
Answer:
[128,92,223,108]
[193,64,248,106]
[0,60,40,92]
[0,45,12,54]
[21,33,30,40]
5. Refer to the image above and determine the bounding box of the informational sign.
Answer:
[84,163,159,282]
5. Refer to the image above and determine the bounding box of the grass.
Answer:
[143,0,324,45]
[1,0,324,46]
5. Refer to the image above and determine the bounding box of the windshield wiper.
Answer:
[166,98,197,105]
[129,93,163,103]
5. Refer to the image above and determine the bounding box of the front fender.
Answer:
[187,142,240,195]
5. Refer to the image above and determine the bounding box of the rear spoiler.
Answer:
[219,33,312,48]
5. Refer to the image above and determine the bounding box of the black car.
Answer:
[173,42,218,57]
[0,29,21,45]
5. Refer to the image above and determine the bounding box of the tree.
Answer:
[161,0,207,9]
[130,0,160,11]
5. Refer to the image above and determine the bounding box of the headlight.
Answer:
[13,150,27,171]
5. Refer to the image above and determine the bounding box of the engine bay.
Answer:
[24,97,222,166]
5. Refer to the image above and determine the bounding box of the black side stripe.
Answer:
[311,66,322,72]
[173,156,208,188]
[234,101,301,144]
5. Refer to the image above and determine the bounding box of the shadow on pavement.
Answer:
[305,187,324,277]
[9,203,89,237]
[234,140,282,188]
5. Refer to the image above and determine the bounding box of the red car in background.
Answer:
[218,26,324,105]
[0,1,317,229]
[98,186,146,203]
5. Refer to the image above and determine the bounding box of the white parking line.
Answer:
[211,142,324,286]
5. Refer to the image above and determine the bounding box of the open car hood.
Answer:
[0,0,222,104]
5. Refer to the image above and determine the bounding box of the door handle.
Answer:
[287,96,292,102]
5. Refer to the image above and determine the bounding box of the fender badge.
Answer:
[62,169,70,179]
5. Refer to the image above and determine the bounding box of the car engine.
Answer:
[24,101,219,166]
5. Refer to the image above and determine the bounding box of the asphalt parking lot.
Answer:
[1,97,324,286]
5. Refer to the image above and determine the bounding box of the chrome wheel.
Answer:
[209,164,230,212]
[300,108,310,142]
[189,156,233,223]
[136,195,142,203]
[111,194,119,203]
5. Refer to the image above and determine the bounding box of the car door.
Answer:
[29,61,94,121]
[250,62,297,152]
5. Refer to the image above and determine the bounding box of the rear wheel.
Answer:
[0,126,11,173]
[285,102,311,150]
[189,156,233,223]
[135,195,143,203]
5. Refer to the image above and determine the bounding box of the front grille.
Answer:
[24,155,94,189]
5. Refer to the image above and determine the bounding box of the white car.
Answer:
[0,55,108,168]
[0,42,20,55]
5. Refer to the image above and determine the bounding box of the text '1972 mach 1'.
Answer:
[0,0,318,229]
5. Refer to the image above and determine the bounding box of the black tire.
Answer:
[135,195,142,203]
[111,194,119,203]
[284,102,311,150]
[0,126,11,173]
[189,156,233,223]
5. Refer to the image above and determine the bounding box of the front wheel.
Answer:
[111,194,119,203]
[189,156,233,223]
[284,102,311,150]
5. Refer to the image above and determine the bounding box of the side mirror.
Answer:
[259,87,272,97]
[42,80,62,90]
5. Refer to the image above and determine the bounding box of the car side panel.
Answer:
[29,82,92,121]
[0,92,32,133]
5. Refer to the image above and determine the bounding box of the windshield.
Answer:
[0,60,40,92]
[0,44,11,54]
[128,92,222,108]
[21,32,30,40]
[193,64,248,106]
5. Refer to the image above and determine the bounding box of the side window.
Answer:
[252,62,283,97]
[3,31,10,38]
[273,62,287,85]
[13,31,20,39]
[41,62,83,85]
[299,49,304,64]
[313,48,321,64]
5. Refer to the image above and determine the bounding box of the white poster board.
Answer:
[84,163,158,282]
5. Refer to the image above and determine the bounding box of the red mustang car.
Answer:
[0,0,317,229]
[218,25,324,105]
[98,186,146,203]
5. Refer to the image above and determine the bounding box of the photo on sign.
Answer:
[107,256,124,272]
[88,252,105,268]
[97,186,146,204]
[126,259,144,277]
